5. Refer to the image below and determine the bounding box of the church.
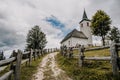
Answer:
[61,10,93,47]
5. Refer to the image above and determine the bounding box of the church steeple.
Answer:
[79,9,90,23]
[82,9,88,20]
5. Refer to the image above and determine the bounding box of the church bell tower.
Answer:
[79,9,92,45]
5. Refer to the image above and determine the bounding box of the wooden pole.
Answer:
[110,42,119,78]
[48,49,49,53]
[14,49,22,80]
[79,45,85,67]
[79,45,82,67]
[8,62,13,80]
[29,49,33,66]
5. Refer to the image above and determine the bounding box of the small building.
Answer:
[61,9,93,47]
[102,37,112,46]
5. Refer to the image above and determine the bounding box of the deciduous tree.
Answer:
[91,10,111,46]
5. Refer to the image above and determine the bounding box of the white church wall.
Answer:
[61,37,89,47]
[71,37,88,47]
[61,37,73,47]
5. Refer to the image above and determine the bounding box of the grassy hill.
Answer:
[56,48,119,80]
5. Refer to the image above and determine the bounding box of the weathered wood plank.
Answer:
[74,54,111,61]
[117,47,120,51]
[21,59,29,64]
[0,57,16,67]
[110,43,119,78]
[85,46,110,51]
[0,70,13,80]
[14,50,22,80]
[115,43,120,47]
[85,57,111,61]
[22,51,30,55]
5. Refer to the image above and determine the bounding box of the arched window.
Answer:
[81,24,83,27]
[87,22,89,26]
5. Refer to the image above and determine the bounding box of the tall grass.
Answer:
[0,54,47,80]
[56,49,116,80]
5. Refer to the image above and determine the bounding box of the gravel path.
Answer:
[32,52,72,80]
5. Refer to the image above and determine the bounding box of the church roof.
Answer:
[61,29,88,43]
[79,9,90,23]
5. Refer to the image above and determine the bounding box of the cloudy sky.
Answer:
[0,0,120,56]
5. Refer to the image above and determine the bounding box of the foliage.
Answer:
[91,10,111,46]
[26,25,47,50]
[108,26,120,43]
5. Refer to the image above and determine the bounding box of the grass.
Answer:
[20,55,45,80]
[56,48,120,80]
[0,54,47,80]
[73,48,110,57]
[85,49,110,57]
[0,66,10,76]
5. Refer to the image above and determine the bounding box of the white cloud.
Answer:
[0,0,120,56]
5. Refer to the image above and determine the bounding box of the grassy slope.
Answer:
[56,49,118,80]
[20,55,45,80]
[0,54,46,80]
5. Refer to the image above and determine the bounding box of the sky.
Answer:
[0,0,120,57]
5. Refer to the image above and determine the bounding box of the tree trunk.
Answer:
[102,36,105,46]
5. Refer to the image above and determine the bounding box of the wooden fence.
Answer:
[78,43,120,78]
[0,48,58,80]
[61,42,120,78]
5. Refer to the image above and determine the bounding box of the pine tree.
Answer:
[26,25,47,51]
[108,26,120,43]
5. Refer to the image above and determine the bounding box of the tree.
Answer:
[108,26,120,43]
[26,25,47,51]
[91,10,111,46]
[0,51,5,60]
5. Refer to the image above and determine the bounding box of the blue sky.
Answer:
[45,15,65,29]
[45,15,72,37]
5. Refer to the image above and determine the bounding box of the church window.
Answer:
[87,22,89,26]
[68,41,70,45]
[81,24,83,27]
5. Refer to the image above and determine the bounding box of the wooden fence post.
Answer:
[8,62,13,80]
[79,45,82,67]
[36,49,38,58]
[110,42,119,78]
[78,45,85,67]
[38,49,40,58]
[29,49,33,66]
[48,49,49,53]
[51,48,52,53]
[14,50,22,80]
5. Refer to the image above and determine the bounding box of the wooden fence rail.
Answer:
[0,57,16,67]
[61,42,120,79]
[0,70,13,80]
[0,48,58,80]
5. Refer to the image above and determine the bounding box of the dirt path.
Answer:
[32,52,72,80]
